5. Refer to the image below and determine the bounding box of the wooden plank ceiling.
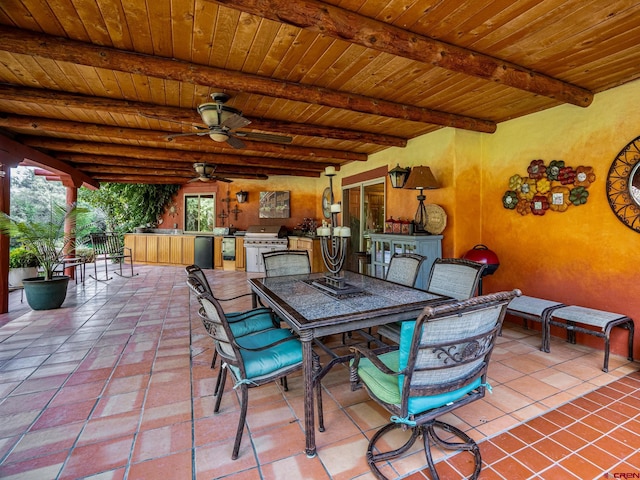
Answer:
[0,0,639,186]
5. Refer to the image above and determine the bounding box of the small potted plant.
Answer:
[8,245,39,289]
[0,203,87,310]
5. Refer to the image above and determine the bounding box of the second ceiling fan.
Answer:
[169,93,292,149]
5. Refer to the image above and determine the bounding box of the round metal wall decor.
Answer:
[606,135,640,233]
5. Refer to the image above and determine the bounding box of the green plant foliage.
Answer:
[0,203,88,280]
[80,183,180,234]
[9,246,39,268]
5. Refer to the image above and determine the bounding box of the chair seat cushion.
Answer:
[232,329,302,380]
[356,351,482,415]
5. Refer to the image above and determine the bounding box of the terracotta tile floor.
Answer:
[0,265,638,479]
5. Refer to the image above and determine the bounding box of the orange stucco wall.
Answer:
[340,79,640,360]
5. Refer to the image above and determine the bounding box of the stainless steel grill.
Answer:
[244,225,288,273]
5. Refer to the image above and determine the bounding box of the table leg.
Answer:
[301,332,316,457]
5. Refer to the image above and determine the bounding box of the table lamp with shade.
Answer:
[403,166,440,233]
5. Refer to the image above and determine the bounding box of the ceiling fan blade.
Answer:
[212,176,233,183]
[226,135,246,149]
[166,131,211,139]
[238,131,293,144]
[187,177,201,183]
[221,112,251,130]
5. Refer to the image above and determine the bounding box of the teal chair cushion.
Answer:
[227,309,275,337]
[231,329,302,380]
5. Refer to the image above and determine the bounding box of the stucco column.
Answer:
[63,185,78,279]
[0,165,10,313]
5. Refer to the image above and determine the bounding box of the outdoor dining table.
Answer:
[248,270,452,457]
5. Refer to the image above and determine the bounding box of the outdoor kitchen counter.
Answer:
[124,233,195,266]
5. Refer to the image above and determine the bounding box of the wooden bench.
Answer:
[89,232,136,281]
[549,306,634,373]
[506,295,634,372]
[506,295,565,352]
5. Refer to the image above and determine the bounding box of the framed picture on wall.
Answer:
[259,191,290,218]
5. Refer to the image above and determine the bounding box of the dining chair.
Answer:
[196,290,324,460]
[262,249,311,277]
[350,289,520,479]
[341,253,427,345]
[385,253,426,287]
[185,264,262,312]
[377,258,487,343]
[186,274,280,390]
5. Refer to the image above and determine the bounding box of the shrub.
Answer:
[9,246,39,268]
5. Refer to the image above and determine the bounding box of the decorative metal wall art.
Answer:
[606,135,640,233]
[502,159,595,216]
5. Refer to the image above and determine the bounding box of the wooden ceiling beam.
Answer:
[0,133,98,189]
[0,84,406,147]
[21,138,329,174]
[74,163,316,178]
[213,0,593,108]
[0,112,365,162]
[0,26,496,133]
[60,153,323,176]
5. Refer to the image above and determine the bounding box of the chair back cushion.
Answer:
[426,258,486,300]
[263,250,311,277]
[397,291,518,402]
[385,253,426,287]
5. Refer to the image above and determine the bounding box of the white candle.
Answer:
[317,227,330,237]
[330,203,341,213]
[325,166,336,176]
[333,226,343,236]
[339,227,351,237]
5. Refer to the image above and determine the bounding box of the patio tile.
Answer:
[0,266,638,480]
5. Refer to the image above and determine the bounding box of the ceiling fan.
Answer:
[189,163,232,183]
[167,93,293,149]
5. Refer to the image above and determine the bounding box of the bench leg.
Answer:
[627,321,635,362]
[602,320,634,373]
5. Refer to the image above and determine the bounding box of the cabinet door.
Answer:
[146,236,158,263]
[134,235,148,263]
[235,237,245,270]
[182,236,195,265]
[170,237,183,264]
[213,237,223,268]
[157,236,171,263]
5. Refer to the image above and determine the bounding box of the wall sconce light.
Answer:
[236,190,248,203]
[388,164,410,189]
[403,166,440,233]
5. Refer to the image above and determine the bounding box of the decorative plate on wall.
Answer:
[322,187,332,218]
[424,204,447,234]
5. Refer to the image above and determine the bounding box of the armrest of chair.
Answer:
[216,292,253,302]
[349,345,402,391]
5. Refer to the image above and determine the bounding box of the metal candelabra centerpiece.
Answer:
[315,167,353,292]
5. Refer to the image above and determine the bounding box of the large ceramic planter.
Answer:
[22,276,70,310]
[8,267,39,289]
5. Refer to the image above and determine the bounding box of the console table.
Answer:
[369,233,443,289]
